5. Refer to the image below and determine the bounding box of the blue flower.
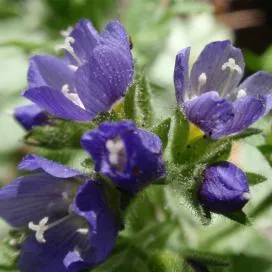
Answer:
[81,121,166,193]
[0,154,118,272]
[199,162,250,214]
[23,19,134,121]
[14,104,49,130]
[174,40,272,139]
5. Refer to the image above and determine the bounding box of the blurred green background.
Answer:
[0,0,272,271]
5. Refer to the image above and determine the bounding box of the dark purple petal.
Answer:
[184,91,234,139]
[75,45,133,117]
[199,162,250,214]
[14,104,48,130]
[23,86,92,121]
[69,19,99,63]
[174,47,190,104]
[238,71,272,113]
[28,55,74,89]
[73,180,118,266]
[225,95,266,135]
[17,154,83,179]
[0,173,67,227]
[20,216,90,272]
[190,40,245,97]
[81,121,165,193]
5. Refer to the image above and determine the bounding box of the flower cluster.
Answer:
[1,18,272,272]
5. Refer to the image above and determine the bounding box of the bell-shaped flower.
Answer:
[174,40,272,139]
[14,104,49,130]
[23,19,134,121]
[199,161,250,214]
[81,121,166,193]
[0,154,118,272]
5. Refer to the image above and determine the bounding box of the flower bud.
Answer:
[199,162,250,214]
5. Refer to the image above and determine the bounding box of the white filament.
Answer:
[55,36,81,65]
[242,192,251,200]
[61,84,85,109]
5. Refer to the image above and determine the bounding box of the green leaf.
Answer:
[152,118,171,150]
[223,210,251,226]
[124,75,153,128]
[178,136,232,166]
[165,109,189,164]
[246,172,267,186]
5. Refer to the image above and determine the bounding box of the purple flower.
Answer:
[14,104,49,130]
[81,121,166,193]
[23,19,134,121]
[174,40,272,139]
[199,162,250,214]
[0,154,118,272]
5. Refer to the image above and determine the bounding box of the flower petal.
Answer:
[199,162,250,214]
[19,217,89,272]
[69,19,99,63]
[226,95,266,135]
[18,154,83,179]
[0,173,67,227]
[184,91,234,139]
[75,45,134,117]
[238,71,272,113]
[190,40,245,97]
[28,55,74,89]
[81,121,165,193]
[14,104,48,130]
[174,47,190,104]
[73,180,118,265]
[23,86,92,121]
[101,20,131,53]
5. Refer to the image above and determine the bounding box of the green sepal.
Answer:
[246,172,267,186]
[231,128,262,140]
[124,74,153,128]
[182,249,231,269]
[24,119,94,149]
[179,136,232,165]
[152,118,171,150]
[223,210,251,226]
[148,251,183,272]
[165,109,189,164]
[166,163,211,225]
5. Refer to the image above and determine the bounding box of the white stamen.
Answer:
[198,73,207,85]
[237,89,247,98]
[221,58,242,75]
[28,217,49,243]
[242,192,251,200]
[197,72,208,96]
[60,26,73,37]
[68,64,78,72]
[77,228,89,235]
[55,36,81,65]
[61,84,85,109]
[28,215,72,244]
[106,139,125,166]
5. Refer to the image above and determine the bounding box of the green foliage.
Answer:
[124,74,153,128]
[165,109,189,164]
